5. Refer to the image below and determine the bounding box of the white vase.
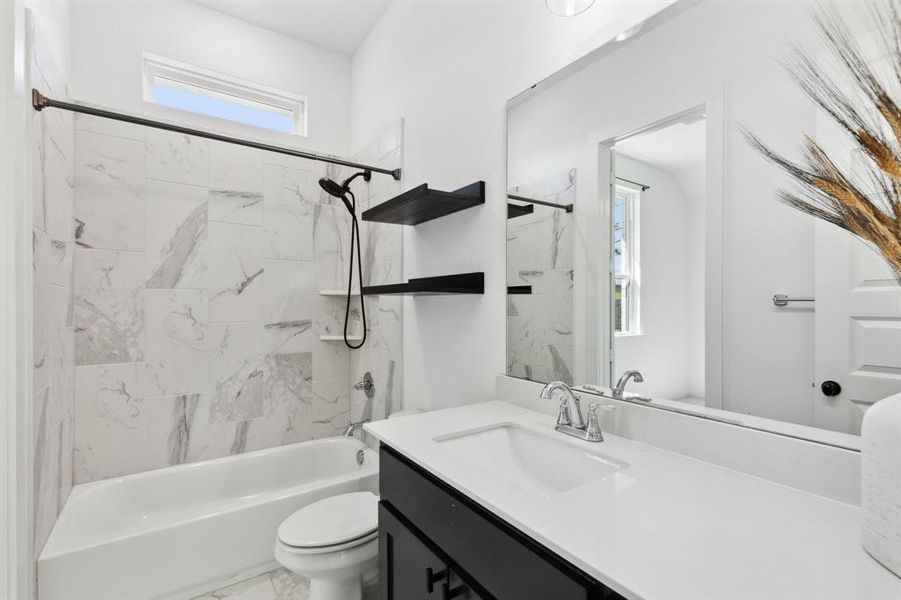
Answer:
[862,392,901,578]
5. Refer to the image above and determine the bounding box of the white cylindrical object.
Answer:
[861,392,901,578]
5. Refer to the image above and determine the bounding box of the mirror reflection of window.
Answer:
[614,186,640,336]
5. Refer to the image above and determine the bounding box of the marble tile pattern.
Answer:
[30,20,76,560]
[71,120,405,482]
[74,130,145,251]
[74,248,146,365]
[506,169,576,385]
[145,180,208,290]
[191,567,377,600]
[348,123,405,428]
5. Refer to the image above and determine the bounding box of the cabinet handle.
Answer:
[426,567,448,593]
[443,581,466,599]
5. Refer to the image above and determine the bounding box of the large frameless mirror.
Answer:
[505,0,901,445]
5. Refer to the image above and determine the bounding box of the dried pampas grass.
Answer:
[744,0,901,281]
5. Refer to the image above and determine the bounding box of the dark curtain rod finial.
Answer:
[615,176,650,192]
[30,88,402,181]
[32,89,49,111]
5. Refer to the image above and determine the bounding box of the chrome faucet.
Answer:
[539,381,604,443]
[613,370,644,399]
[539,381,585,428]
[344,419,369,437]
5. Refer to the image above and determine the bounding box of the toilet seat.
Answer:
[278,491,378,553]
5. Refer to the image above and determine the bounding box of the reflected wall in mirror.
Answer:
[505,0,901,441]
[506,170,575,384]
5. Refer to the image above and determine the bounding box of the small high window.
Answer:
[614,185,640,335]
[142,53,306,136]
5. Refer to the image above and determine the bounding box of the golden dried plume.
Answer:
[743,0,901,281]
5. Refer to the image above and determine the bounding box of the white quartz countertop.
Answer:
[365,401,901,600]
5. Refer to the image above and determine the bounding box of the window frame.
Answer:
[614,184,641,336]
[142,53,307,136]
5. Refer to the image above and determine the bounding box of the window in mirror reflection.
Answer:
[614,186,640,336]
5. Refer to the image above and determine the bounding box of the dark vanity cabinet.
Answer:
[378,445,626,600]
[379,505,485,600]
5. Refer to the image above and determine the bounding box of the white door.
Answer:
[812,15,901,435]
[815,221,901,434]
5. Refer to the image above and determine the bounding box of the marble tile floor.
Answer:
[192,568,378,600]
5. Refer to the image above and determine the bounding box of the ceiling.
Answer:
[615,118,706,175]
[190,0,391,56]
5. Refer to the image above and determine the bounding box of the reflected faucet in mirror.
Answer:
[581,370,652,403]
[613,370,644,399]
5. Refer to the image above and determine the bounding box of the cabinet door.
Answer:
[380,503,488,600]
[379,503,445,600]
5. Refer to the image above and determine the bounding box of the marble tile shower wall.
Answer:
[72,118,404,483]
[350,129,404,425]
[30,18,76,558]
[506,169,575,385]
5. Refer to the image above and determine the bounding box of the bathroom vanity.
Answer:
[379,444,621,599]
[366,401,901,600]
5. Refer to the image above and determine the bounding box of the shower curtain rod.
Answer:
[616,176,650,191]
[507,193,573,213]
[31,89,402,181]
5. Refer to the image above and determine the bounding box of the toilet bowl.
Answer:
[275,491,379,600]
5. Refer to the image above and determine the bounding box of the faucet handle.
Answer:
[556,401,572,427]
[585,403,605,442]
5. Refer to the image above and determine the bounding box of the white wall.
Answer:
[70,0,352,156]
[679,162,706,399]
[352,0,674,411]
[5,1,72,598]
[25,0,69,78]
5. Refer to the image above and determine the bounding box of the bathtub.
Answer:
[38,436,379,600]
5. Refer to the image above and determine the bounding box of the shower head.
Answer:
[318,170,372,216]
[318,177,347,199]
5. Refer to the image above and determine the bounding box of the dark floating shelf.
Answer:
[363,272,484,296]
[362,181,485,226]
[507,203,534,219]
[506,285,532,295]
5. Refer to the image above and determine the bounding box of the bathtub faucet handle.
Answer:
[353,372,375,399]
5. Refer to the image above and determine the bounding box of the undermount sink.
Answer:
[434,424,628,496]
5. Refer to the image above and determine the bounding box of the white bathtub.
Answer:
[38,436,379,600]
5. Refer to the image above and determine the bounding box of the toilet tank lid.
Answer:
[278,491,379,548]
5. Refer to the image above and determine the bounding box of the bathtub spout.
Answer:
[344,420,369,437]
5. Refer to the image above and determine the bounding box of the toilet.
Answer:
[275,491,379,600]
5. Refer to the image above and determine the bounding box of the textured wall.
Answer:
[30,14,76,559]
[506,169,575,385]
[71,119,403,483]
